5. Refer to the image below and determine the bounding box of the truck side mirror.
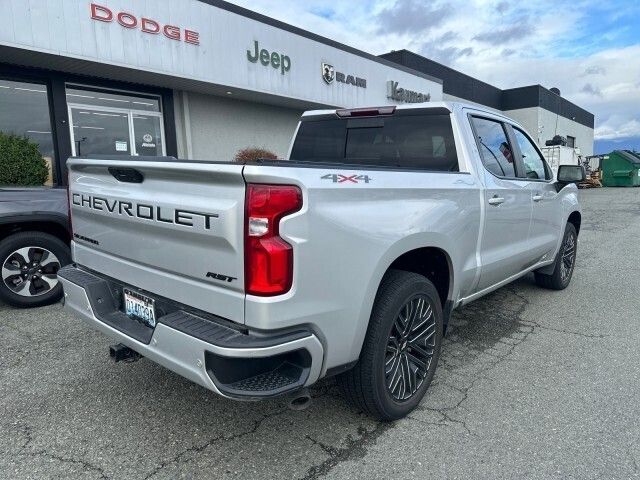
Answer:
[557,165,586,184]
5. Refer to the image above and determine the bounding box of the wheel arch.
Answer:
[386,246,453,309]
[567,210,581,236]
[347,237,455,366]
[0,214,71,245]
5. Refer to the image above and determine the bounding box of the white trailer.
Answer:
[541,146,581,178]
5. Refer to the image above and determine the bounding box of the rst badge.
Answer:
[321,174,372,184]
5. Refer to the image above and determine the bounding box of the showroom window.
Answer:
[66,86,165,157]
[0,79,57,187]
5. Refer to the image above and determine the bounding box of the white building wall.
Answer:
[0,0,442,109]
[175,91,302,160]
[502,107,540,142]
[504,107,594,156]
[536,108,594,156]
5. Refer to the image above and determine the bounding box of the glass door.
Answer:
[132,114,165,157]
[66,86,165,157]
[69,106,131,156]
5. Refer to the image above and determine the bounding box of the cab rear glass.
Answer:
[290,114,459,172]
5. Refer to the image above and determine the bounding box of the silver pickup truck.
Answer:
[59,102,585,420]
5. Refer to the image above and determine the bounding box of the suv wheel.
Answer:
[337,269,443,421]
[534,222,578,290]
[0,231,71,308]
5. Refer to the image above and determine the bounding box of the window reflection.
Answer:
[0,79,56,187]
[66,86,164,157]
[66,87,160,112]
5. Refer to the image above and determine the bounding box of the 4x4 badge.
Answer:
[321,174,372,184]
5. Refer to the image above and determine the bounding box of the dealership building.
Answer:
[0,0,594,187]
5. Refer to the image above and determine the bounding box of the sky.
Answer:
[229,0,640,154]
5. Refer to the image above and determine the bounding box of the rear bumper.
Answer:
[58,265,324,399]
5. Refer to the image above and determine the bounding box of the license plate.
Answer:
[124,288,156,327]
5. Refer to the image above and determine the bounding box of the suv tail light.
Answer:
[245,184,302,296]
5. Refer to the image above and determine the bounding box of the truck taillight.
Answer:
[245,184,302,296]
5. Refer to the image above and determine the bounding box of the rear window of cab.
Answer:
[290,113,459,172]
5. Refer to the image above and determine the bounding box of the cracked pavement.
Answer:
[1,188,639,479]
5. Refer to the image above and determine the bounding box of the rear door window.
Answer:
[290,113,459,172]
[471,116,516,178]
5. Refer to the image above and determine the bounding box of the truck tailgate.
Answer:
[68,158,246,324]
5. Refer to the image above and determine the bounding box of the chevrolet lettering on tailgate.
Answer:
[71,194,218,230]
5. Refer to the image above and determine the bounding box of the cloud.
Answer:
[595,119,640,140]
[495,2,510,14]
[309,6,335,20]
[376,0,453,34]
[581,83,603,97]
[421,45,473,64]
[438,31,459,43]
[473,19,535,44]
[584,65,606,75]
[418,31,473,64]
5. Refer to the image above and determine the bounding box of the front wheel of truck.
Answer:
[534,222,578,291]
[337,269,443,421]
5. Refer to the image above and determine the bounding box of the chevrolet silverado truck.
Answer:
[58,102,585,420]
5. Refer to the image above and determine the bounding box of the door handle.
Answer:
[533,194,543,202]
[488,196,505,206]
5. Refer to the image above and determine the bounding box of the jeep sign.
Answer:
[247,41,291,75]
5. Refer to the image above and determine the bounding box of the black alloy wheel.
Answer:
[385,294,437,401]
[559,230,577,284]
[534,222,578,290]
[0,232,71,308]
[2,246,61,298]
[338,270,443,421]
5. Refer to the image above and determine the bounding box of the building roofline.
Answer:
[380,49,594,129]
[501,84,594,128]
[380,50,502,109]
[196,0,442,85]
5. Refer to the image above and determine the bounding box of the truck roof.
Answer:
[301,101,504,117]
[300,101,517,126]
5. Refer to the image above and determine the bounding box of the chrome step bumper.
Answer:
[58,265,324,399]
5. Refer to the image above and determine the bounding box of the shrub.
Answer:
[234,147,279,162]
[0,132,49,186]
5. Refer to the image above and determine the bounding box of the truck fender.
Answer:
[347,232,456,361]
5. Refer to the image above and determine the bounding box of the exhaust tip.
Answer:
[287,388,312,411]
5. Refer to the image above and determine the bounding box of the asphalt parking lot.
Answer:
[1,187,639,480]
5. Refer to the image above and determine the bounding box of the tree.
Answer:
[234,147,278,162]
[0,132,49,186]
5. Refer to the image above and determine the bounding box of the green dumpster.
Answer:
[601,150,640,187]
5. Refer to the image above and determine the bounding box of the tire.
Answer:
[337,269,443,421]
[0,231,71,308]
[534,223,578,290]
